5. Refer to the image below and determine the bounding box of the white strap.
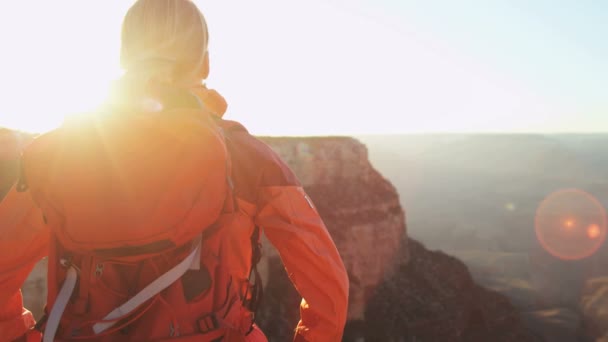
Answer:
[93,239,202,334]
[43,266,78,342]
[42,239,202,341]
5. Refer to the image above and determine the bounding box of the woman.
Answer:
[0,1,349,341]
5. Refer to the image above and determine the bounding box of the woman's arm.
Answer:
[255,185,349,342]
[0,186,49,341]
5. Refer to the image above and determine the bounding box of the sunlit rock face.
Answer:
[259,137,408,322]
[580,274,608,341]
[0,129,28,198]
[21,259,47,319]
[0,128,25,161]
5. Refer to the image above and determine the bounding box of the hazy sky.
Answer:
[0,1,606,135]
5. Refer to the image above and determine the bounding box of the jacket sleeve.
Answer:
[0,186,49,341]
[255,185,349,342]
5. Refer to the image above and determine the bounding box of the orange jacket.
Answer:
[0,87,349,342]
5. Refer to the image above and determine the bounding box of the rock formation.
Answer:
[259,137,407,321]
[256,137,539,341]
[0,130,540,341]
[580,277,608,341]
[357,239,542,341]
[0,128,28,197]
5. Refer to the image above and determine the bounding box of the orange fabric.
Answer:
[19,106,240,340]
[212,113,349,340]
[0,186,48,341]
[256,186,349,342]
[23,329,43,342]
[0,295,36,342]
[0,85,348,342]
[191,85,228,118]
[22,109,228,253]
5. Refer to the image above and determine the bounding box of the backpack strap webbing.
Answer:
[43,237,203,341]
[93,236,202,334]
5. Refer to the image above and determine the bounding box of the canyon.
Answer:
[358,133,608,342]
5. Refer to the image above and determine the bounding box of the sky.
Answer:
[0,1,606,136]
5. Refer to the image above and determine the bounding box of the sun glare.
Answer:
[0,2,129,134]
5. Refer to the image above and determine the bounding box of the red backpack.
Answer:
[19,89,262,341]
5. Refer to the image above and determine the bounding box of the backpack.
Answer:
[18,88,263,341]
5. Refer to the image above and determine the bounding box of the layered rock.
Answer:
[0,128,29,198]
[256,137,538,341]
[260,137,407,321]
[357,239,542,341]
[580,277,608,341]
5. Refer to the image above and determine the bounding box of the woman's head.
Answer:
[120,0,210,85]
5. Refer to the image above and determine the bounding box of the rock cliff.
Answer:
[0,130,539,341]
[0,129,30,197]
[255,137,539,341]
[581,277,608,341]
[355,239,542,341]
[259,137,408,321]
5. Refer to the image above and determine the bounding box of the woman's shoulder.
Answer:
[216,119,272,160]
[217,119,300,188]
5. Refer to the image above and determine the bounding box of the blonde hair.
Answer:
[120,0,209,85]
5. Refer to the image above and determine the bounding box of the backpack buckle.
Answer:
[197,312,220,334]
[59,257,81,273]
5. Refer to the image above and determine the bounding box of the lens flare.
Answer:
[588,224,601,239]
[535,189,607,260]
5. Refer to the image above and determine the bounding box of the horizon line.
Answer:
[5,125,608,138]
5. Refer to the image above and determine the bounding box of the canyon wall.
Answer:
[259,137,408,322]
